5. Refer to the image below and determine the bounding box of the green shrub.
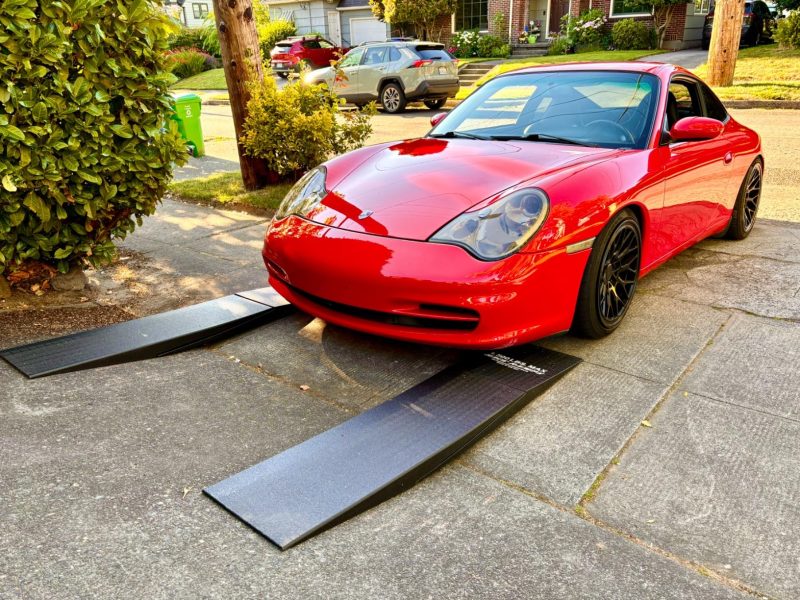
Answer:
[167,48,213,79]
[199,15,221,56]
[548,35,573,55]
[572,9,607,48]
[477,34,508,57]
[169,27,206,51]
[241,78,375,177]
[258,20,297,63]
[0,0,186,275]
[611,18,653,50]
[450,30,481,57]
[775,10,800,48]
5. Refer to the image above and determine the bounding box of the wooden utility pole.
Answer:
[706,0,746,87]
[212,0,272,190]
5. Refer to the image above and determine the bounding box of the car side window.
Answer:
[697,81,728,122]
[303,40,321,49]
[388,47,402,62]
[318,39,334,49]
[363,46,387,65]
[340,48,364,67]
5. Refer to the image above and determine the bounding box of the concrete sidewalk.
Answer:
[2,107,799,597]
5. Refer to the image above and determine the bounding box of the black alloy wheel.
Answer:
[597,221,640,328]
[573,209,641,338]
[726,160,763,240]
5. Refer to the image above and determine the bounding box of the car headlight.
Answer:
[430,188,549,260]
[274,166,327,220]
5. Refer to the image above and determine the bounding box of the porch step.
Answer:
[458,62,495,87]
[511,41,551,58]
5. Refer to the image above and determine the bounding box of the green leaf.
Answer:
[32,102,48,122]
[1,125,26,142]
[94,90,111,102]
[2,175,17,192]
[62,155,79,171]
[24,192,51,222]
[110,123,133,138]
[54,246,73,259]
[77,170,102,184]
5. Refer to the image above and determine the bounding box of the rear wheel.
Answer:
[278,72,289,79]
[380,83,406,114]
[701,37,710,50]
[572,209,641,339]
[424,98,447,110]
[725,160,763,240]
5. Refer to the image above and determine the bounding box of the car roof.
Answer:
[501,61,677,77]
[356,39,445,48]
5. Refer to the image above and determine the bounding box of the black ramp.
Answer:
[0,287,292,378]
[204,346,580,549]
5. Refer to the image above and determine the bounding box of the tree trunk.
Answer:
[656,5,675,48]
[706,0,746,87]
[212,0,273,190]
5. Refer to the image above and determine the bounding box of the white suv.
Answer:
[304,41,460,113]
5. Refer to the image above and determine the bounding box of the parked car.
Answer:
[270,36,347,79]
[702,0,776,49]
[304,41,459,113]
[263,63,762,348]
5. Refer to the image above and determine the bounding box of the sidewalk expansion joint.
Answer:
[461,462,770,599]
[206,346,354,415]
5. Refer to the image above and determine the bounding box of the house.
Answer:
[163,0,211,28]
[263,0,391,47]
[433,0,703,49]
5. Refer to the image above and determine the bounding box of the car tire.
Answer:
[424,99,447,110]
[701,37,710,50]
[725,159,763,240]
[380,83,406,114]
[572,209,641,339]
[278,72,289,79]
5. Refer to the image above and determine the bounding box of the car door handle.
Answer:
[724,152,733,165]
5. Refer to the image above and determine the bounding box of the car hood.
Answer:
[308,138,620,241]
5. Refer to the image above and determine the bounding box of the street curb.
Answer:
[724,100,800,109]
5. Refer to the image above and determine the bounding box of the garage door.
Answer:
[350,17,387,45]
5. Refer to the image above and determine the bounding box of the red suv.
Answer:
[270,36,347,79]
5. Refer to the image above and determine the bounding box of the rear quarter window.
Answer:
[415,47,454,61]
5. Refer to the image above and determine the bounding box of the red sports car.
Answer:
[262,62,763,349]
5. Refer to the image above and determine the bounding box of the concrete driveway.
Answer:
[1,108,799,598]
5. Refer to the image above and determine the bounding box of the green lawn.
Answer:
[168,172,291,214]
[692,45,800,101]
[171,68,227,90]
[455,49,666,99]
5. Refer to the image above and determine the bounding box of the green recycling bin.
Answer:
[171,93,205,157]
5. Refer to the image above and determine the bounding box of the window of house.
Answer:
[694,0,711,14]
[454,0,488,31]
[192,3,209,19]
[610,0,652,17]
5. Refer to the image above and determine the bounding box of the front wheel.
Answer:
[572,209,641,339]
[725,160,763,240]
[424,98,447,110]
[277,72,289,80]
[380,83,406,114]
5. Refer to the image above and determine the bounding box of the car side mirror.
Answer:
[430,112,447,127]
[669,116,723,142]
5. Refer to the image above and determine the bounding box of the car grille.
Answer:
[280,280,480,332]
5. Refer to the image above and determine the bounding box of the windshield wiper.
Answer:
[429,130,488,140]
[488,133,597,147]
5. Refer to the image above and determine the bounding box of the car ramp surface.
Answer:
[0,287,292,378]
[206,346,580,549]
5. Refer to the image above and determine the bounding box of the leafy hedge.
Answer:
[775,10,800,48]
[611,19,654,50]
[241,78,375,177]
[0,0,186,275]
[257,20,297,63]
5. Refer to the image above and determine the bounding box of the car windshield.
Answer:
[430,70,661,149]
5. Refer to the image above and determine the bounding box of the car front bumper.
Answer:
[263,216,589,349]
